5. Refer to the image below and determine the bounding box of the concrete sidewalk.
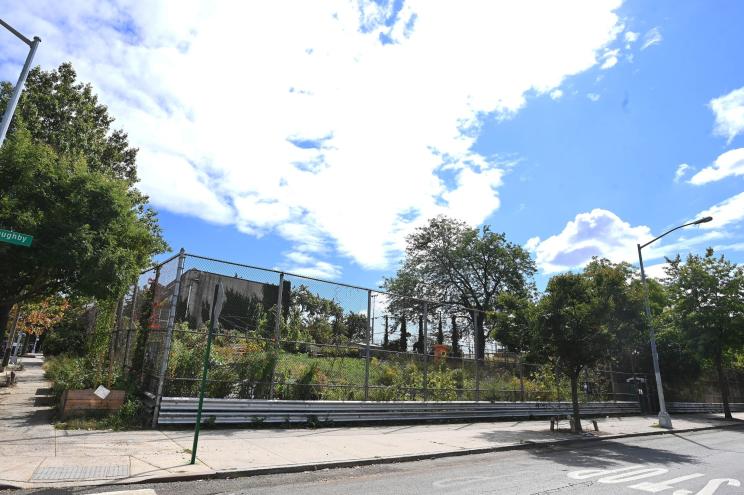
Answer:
[1,355,742,490]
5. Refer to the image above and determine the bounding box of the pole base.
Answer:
[658,411,673,429]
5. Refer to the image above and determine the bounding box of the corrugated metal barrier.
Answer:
[157,398,641,425]
[668,402,744,414]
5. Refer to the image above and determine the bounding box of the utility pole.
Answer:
[0,18,41,147]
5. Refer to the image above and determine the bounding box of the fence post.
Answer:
[122,285,138,374]
[473,309,480,402]
[422,303,428,401]
[364,290,372,401]
[139,266,161,387]
[151,248,186,428]
[107,296,125,387]
[519,356,525,402]
[269,272,284,400]
[191,283,224,465]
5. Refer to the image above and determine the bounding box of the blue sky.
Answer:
[2,0,743,292]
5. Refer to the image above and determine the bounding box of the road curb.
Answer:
[117,421,744,487]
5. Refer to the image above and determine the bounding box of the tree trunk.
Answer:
[715,354,732,420]
[400,317,407,352]
[0,302,13,350]
[437,317,444,345]
[570,373,583,433]
[417,315,424,353]
[475,311,486,360]
[383,315,389,348]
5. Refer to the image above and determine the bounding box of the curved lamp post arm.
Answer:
[640,216,713,249]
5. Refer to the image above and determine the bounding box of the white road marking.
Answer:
[630,473,705,493]
[568,465,642,480]
[597,468,668,484]
[672,478,741,495]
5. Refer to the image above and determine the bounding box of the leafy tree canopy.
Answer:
[0,66,168,342]
[383,216,536,358]
[664,248,744,418]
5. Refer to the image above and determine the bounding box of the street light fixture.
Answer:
[0,18,41,147]
[637,215,713,429]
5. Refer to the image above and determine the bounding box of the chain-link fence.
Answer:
[106,250,657,424]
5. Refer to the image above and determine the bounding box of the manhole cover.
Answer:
[32,464,129,481]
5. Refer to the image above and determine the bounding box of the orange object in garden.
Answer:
[433,344,449,362]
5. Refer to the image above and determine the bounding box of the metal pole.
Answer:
[608,359,617,402]
[191,283,222,465]
[473,310,480,402]
[519,357,525,402]
[363,290,372,401]
[122,285,138,373]
[422,303,428,401]
[0,21,41,147]
[107,297,125,387]
[269,272,284,399]
[152,249,186,428]
[637,244,672,429]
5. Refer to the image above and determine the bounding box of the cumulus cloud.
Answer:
[641,27,662,50]
[550,89,564,100]
[525,208,731,274]
[688,148,744,185]
[587,93,601,102]
[1,0,625,274]
[525,209,652,273]
[674,163,691,183]
[709,86,744,143]
[694,192,744,230]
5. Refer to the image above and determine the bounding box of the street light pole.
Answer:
[636,215,712,429]
[0,18,41,147]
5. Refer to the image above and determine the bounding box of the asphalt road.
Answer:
[8,426,744,495]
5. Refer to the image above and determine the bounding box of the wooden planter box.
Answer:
[60,389,126,418]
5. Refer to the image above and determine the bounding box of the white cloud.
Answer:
[526,209,652,273]
[643,262,667,280]
[674,163,691,183]
[284,259,343,280]
[709,86,744,143]
[694,192,744,230]
[525,208,732,274]
[641,27,662,50]
[688,148,744,185]
[550,89,564,100]
[587,93,601,102]
[600,48,619,69]
[624,31,639,48]
[1,0,626,274]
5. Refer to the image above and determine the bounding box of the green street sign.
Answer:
[0,229,33,247]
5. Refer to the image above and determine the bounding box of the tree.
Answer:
[1,63,138,183]
[583,258,647,371]
[488,292,535,354]
[664,248,744,419]
[0,128,166,345]
[383,216,536,359]
[400,316,408,351]
[450,315,461,356]
[0,63,167,346]
[436,315,444,345]
[534,272,612,432]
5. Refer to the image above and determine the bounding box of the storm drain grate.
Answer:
[32,464,129,481]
